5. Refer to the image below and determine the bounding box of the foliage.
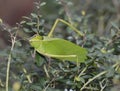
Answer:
[0,0,120,91]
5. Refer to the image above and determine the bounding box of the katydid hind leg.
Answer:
[48,18,84,37]
[44,53,79,63]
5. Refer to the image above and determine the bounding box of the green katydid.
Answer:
[29,19,87,63]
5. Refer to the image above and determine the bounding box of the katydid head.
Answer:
[29,34,43,48]
[29,34,43,41]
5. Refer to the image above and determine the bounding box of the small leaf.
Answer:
[40,2,46,6]
[31,13,38,18]
[74,76,80,81]
[0,18,3,23]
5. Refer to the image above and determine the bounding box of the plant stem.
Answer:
[80,62,120,91]
[6,33,16,91]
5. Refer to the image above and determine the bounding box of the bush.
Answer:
[0,0,120,91]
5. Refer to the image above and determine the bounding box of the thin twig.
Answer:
[60,0,72,24]
[80,62,120,91]
[6,31,17,91]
